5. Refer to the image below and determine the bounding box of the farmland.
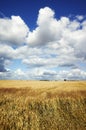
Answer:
[0,80,86,130]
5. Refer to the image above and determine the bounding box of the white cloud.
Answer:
[0,68,86,80]
[22,54,77,69]
[26,7,63,46]
[0,44,14,72]
[0,7,86,80]
[26,7,86,61]
[76,15,84,21]
[0,44,15,58]
[14,69,27,79]
[26,7,85,48]
[59,69,86,80]
[0,16,29,45]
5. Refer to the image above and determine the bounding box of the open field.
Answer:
[0,80,86,130]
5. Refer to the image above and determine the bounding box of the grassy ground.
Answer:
[0,80,86,130]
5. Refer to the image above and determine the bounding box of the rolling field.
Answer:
[0,80,86,130]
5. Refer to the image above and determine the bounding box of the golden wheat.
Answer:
[0,80,86,130]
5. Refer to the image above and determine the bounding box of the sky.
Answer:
[0,0,86,80]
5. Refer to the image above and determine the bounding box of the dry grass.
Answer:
[0,80,86,130]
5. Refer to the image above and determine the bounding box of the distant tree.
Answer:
[64,79,67,81]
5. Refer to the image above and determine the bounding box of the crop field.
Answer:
[0,80,86,130]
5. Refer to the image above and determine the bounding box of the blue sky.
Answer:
[0,0,86,80]
[0,0,86,28]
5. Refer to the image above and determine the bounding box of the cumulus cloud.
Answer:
[0,44,15,58]
[26,7,61,46]
[0,16,29,45]
[26,7,85,47]
[26,7,86,59]
[59,69,86,80]
[0,7,86,80]
[0,68,86,80]
[26,7,86,66]
[22,54,77,69]
[0,44,15,72]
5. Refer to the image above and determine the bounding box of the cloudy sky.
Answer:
[0,0,86,80]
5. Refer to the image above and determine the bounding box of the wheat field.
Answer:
[0,80,86,130]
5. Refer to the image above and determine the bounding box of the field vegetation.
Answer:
[0,80,86,130]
